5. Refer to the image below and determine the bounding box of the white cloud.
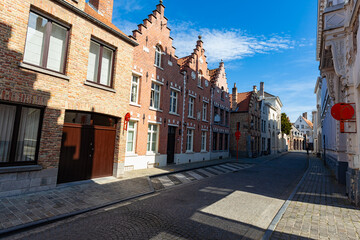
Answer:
[169,23,297,64]
[113,0,143,13]
[113,19,138,36]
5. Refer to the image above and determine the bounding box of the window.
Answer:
[147,124,158,153]
[198,70,203,87]
[188,97,195,117]
[301,125,304,129]
[150,83,161,110]
[221,87,224,100]
[214,107,219,123]
[213,132,218,151]
[220,109,224,125]
[0,103,42,166]
[224,134,229,150]
[296,125,299,129]
[219,133,223,150]
[201,131,207,151]
[225,111,229,126]
[130,76,140,104]
[202,103,207,121]
[23,11,69,73]
[155,45,162,67]
[126,121,137,153]
[86,40,114,87]
[170,90,178,114]
[186,129,194,152]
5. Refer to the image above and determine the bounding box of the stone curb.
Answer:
[261,155,311,240]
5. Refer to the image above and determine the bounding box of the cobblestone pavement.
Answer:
[271,157,360,240]
[5,152,307,240]
[151,163,254,190]
[0,153,285,235]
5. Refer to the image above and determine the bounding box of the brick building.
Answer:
[123,2,230,171]
[0,0,136,196]
[230,85,261,158]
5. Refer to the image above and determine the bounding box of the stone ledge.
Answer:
[19,63,70,80]
[0,165,42,174]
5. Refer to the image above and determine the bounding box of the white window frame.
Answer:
[188,97,195,118]
[186,129,194,152]
[201,131,207,152]
[202,102,207,121]
[147,124,159,153]
[169,90,178,114]
[155,46,162,68]
[130,75,140,104]
[126,121,137,154]
[198,70,203,87]
[150,83,161,110]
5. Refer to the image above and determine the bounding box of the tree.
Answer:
[281,113,292,135]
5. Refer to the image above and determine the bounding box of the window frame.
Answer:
[23,10,70,74]
[202,102,208,121]
[126,121,137,154]
[150,82,161,110]
[155,45,162,68]
[0,101,44,167]
[186,129,194,152]
[188,97,195,118]
[130,75,140,104]
[147,124,159,153]
[169,90,178,114]
[86,38,116,88]
[201,131,207,152]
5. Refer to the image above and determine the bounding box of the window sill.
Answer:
[146,152,161,156]
[185,151,194,154]
[0,165,42,174]
[154,65,164,71]
[125,153,138,157]
[201,150,208,153]
[188,116,196,120]
[197,85,203,89]
[169,112,180,116]
[149,107,163,112]
[202,119,208,123]
[130,102,141,108]
[84,81,116,93]
[19,63,70,81]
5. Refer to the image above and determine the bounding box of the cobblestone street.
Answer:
[271,157,360,240]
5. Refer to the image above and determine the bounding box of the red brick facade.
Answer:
[0,0,136,196]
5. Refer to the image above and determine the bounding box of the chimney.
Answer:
[156,0,165,15]
[260,82,264,98]
[232,83,238,111]
[253,85,257,94]
[303,112,308,119]
[89,0,114,22]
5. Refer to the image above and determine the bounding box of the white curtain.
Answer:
[100,47,113,86]
[15,107,40,162]
[47,23,67,72]
[0,105,16,163]
[23,12,47,66]
[86,41,100,82]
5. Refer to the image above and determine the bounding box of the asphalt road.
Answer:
[7,152,308,240]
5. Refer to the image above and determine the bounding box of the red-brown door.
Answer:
[58,123,116,184]
[91,126,116,178]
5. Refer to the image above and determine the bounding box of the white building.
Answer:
[317,0,360,205]
[294,113,314,149]
[257,82,286,154]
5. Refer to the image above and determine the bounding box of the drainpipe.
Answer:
[180,71,186,157]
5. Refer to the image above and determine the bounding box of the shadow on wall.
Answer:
[0,20,62,195]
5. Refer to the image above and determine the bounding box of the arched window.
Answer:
[155,46,162,67]
[198,70,203,86]
[221,86,224,100]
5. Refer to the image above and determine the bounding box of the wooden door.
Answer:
[58,124,93,184]
[167,126,176,164]
[91,126,116,178]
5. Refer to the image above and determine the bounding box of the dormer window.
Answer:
[155,45,162,68]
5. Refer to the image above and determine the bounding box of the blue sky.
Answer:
[111,0,319,122]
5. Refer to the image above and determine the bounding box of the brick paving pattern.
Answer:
[271,157,360,240]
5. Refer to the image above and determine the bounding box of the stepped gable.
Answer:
[130,1,177,57]
[209,68,219,81]
[209,61,228,92]
[177,36,210,79]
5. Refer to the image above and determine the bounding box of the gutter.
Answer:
[50,0,138,47]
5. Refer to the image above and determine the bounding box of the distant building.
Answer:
[294,113,313,149]
[289,125,304,151]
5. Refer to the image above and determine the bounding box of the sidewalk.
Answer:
[270,156,360,240]
[0,153,285,236]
